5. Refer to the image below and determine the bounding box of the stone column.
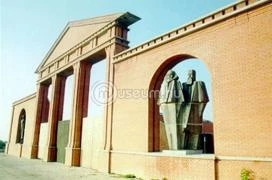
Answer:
[44,75,66,162]
[31,83,50,159]
[65,62,91,166]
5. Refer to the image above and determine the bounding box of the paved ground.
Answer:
[0,153,135,180]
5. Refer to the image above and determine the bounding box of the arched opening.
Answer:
[16,109,26,144]
[148,54,214,153]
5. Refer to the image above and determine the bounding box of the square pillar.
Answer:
[102,44,129,173]
[44,75,66,162]
[31,83,49,159]
[103,44,127,151]
[65,62,91,166]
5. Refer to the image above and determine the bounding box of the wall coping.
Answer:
[110,150,215,160]
[13,93,36,106]
[215,155,272,162]
[113,0,270,63]
[110,150,272,162]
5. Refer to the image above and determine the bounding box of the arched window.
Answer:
[148,55,214,153]
[16,109,26,144]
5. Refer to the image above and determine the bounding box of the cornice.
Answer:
[36,21,116,73]
[37,36,128,83]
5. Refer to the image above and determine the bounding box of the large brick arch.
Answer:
[148,54,212,152]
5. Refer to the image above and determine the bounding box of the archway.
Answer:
[148,54,213,152]
[16,109,26,144]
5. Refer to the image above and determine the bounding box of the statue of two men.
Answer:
[158,69,209,150]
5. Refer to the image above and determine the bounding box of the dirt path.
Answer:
[0,153,129,180]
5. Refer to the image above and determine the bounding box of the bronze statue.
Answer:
[159,69,209,151]
[20,113,26,144]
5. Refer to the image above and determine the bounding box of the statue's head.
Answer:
[20,113,25,121]
[187,69,196,84]
[165,70,178,81]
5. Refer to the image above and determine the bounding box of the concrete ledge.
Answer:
[216,155,272,162]
[110,150,272,162]
[162,149,203,155]
[110,150,215,160]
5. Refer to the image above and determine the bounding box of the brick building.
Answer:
[6,0,272,179]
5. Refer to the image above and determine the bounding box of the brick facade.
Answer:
[6,0,272,179]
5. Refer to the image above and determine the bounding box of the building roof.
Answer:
[36,12,140,73]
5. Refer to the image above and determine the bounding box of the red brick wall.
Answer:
[112,3,272,158]
[215,160,272,179]
[110,152,215,180]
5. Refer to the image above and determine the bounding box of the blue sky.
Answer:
[0,0,234,141]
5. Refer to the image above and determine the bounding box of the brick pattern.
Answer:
[113,2,272,157]
[6,1,272,179]
[110,152,215,180]
[111,2,272,178]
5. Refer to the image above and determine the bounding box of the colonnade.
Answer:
[30,44,125,166]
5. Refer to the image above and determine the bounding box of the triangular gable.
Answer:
[36,12,140,73]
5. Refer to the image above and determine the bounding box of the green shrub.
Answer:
[240,168,254,180]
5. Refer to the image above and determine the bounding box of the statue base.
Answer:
[162,149,203,155]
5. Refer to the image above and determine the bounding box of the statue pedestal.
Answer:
[162,149,203,155]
